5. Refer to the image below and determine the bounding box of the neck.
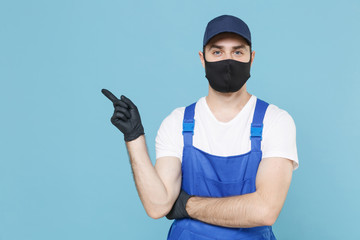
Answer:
[205,85,252,116]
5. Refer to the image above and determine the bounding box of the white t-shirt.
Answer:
[155,95,299,170]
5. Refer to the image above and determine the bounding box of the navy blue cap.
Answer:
[203,15,251,47]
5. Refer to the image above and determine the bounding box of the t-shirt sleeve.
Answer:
[262,110,299,170]
[155,108,184,160]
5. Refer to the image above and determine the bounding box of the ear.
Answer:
[250,50,255,67]
[199,51,205,68]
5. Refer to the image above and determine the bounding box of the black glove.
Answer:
[101,88,145,142]
[166,190,193,220]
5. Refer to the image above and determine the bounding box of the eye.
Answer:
[234,51,243,55]
[212,50,221,56]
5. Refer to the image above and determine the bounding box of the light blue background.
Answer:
[1,0,359,239]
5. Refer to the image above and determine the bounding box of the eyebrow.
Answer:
[209,44,247,50]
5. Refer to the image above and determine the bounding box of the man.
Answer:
[102,15,298,240]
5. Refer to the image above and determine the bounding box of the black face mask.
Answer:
[204,54,251,93]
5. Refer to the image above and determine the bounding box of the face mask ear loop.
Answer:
[248,46,252,64]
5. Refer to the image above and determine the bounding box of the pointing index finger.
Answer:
[101,89,119,103]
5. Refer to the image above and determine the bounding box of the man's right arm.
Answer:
[153,155,182,218]
[101,88,182,219]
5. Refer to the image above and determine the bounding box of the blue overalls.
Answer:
[167,98,276,240]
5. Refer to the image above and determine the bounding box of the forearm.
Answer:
[186,191,274,228]
[125,135,171,218]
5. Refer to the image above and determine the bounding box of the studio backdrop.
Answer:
[1,0,359,239]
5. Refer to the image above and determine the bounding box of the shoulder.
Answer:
[157,106,185,133]
[163,106,185,124]
[263,101,296,130]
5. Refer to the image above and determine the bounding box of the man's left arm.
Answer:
[185,157,293,228]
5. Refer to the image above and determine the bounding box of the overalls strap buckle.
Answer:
[182,102,197,146]
[250,123,263,140]
[250,98,269,152]
[182,121,195,135]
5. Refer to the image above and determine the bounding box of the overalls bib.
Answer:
[167,98,276,240]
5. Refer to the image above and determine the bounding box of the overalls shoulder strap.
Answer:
[182,102,196,147]
[250,98,269,152]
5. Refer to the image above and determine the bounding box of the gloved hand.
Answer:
[101,88,144,142]
[166,190,193,220]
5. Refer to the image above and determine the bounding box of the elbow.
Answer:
[145,205,171,220]
[256,191,281,226]
[145,208,164,219]
[262,205,280,226]
[147,211,163,220]
[143,193,176,219]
